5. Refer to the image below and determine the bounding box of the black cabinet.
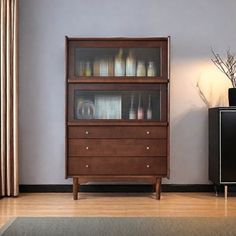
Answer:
[209,107,236,197]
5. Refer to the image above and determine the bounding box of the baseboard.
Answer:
[18,184,233,193]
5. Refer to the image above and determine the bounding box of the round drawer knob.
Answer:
[85,131,89,135]
[86,146,89,150]
[146,164,150,168]
[146,146,150,150]
[85,164,89,168]
[146,131,150,135]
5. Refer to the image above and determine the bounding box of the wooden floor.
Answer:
[1,192,236,228]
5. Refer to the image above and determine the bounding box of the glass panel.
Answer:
[74,48,161,77]
[74,90,162,121]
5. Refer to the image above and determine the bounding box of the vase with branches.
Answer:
[211,49,236,87]
[211,49,236,106]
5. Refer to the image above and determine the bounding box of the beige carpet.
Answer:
[0,217,235,236]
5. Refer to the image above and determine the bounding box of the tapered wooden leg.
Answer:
[73,177,79,200]
[214,184,218,197]
[156,177,162,200]
[224,185,228,200]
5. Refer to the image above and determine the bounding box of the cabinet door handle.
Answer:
[146,131,150,135]
[85,164,89,168]
[146,164,150,168]
[146,146,150,150]
[86,146,89,150]
[85,131,89,135]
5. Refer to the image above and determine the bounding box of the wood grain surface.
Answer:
[1,192,236,228]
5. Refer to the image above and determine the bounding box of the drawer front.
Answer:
[68,126,167,139]
[68,139,167,157]
[68,157,167,175]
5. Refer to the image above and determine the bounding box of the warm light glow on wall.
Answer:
[197,60,232,107]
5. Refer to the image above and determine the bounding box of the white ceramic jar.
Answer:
[147,61,156,76]
[136,60,146,76]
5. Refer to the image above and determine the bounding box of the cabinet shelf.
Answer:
[68,77,169,84]
[67,120,168,126]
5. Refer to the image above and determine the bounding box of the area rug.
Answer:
[1,217,236,236]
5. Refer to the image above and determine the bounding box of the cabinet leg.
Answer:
[73,177,79,200]
[224,185,228,200]
[155,177,162,200]
[214,184,218,197]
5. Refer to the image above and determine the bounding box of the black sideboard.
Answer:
[209,107,236,198]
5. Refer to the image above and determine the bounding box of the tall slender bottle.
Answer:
[129,94,136,119]
[137,94,144,119]
[114,48,125,76]
[126,50,136,76]
[147,95,152,120]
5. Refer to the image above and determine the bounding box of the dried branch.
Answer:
[211,48,236,88]
[196,81,209,107]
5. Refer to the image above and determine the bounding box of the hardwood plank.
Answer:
[1,192,236,228]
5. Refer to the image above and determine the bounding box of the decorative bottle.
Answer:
[137,94,144,119]
[147,61,156,76]
[114,49,125,76]
[129,94,136,119]
[147,95,152,120]
[126,50,136,76]
[85,61,92,76]
[136,60,146,76]
[75,61,85,76]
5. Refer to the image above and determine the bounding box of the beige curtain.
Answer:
[0,0,19,197]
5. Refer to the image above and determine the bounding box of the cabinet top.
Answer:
[65,36,170,41]
[209,107,236,110]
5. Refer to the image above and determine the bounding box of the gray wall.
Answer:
[19,0,236,184]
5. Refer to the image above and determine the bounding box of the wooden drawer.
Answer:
[68,156,167,175]
[68,139,167,157]
[68,126,167,139]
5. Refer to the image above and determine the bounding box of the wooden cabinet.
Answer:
[65,37,170,200]
[209,107,236,198]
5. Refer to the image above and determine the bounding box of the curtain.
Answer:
[0,0,19,197]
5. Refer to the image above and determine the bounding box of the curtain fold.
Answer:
[0,0,19,197]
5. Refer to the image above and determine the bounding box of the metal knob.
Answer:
[146,131,150,135]
[146,146,150,150]
[85,164,89,168]
[85,131,89,135]
[86,146,89,150]
[146,164,150,168]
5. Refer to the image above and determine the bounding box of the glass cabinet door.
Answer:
[68,84,167,122]
[67,39,169,79]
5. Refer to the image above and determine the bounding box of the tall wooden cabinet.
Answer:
[65,37,170,200]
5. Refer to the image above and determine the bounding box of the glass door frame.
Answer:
[67,38,169,80]
[67,83,167,123]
